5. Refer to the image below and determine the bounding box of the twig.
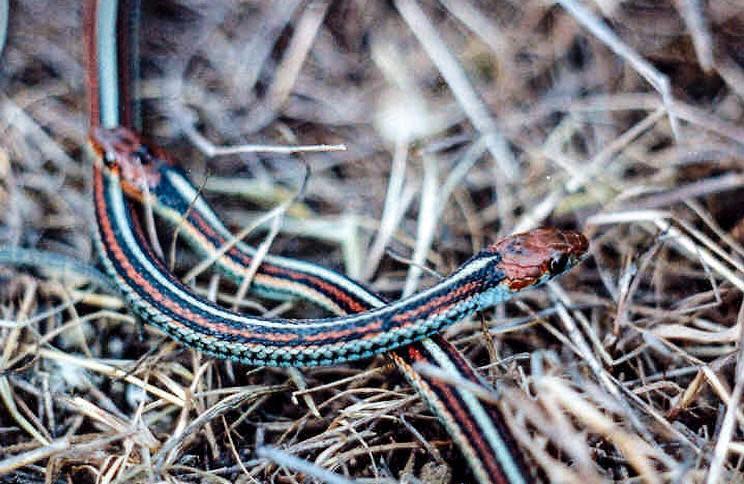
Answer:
[36,348,185,407]
[183,164,309,282]
[706,301,744,483]
[256,446,355,484]
[363,139,415,280]
[675,0,713,72]
[403,154,438,296]
[182,121,346,156]
[153,389,269,468]
[394,0,519,180]
[555,0,681,139]
[0,437,69,476]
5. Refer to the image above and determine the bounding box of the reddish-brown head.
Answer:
[89,126,172,191]
[486,228,588,291]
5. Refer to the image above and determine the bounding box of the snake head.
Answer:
[89,126,173,190]
[483,228,589,292]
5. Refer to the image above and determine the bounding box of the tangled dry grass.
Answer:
[1,0,743,482]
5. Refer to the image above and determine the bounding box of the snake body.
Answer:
[91,134,586,367]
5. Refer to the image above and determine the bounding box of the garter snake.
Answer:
[84,1,589,482]
[90,131,586,367]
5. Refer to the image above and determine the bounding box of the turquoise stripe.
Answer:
[96,0,119,128]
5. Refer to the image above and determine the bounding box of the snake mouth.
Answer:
[560,229,590,258]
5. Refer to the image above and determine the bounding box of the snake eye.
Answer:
[103,151,117,167]
[549,254,569,274]
[134,145,151,164]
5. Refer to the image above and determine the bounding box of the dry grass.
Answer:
[1,0,743,482]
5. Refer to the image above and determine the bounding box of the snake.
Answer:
[90,134,586,367]
[83,1,589,482]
